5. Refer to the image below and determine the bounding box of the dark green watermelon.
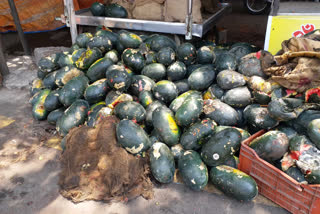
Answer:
[43,70,58,90]
[116,119,151,154]
[87,36,113,53]
[197,46,215,64]
[249,131,289,162]
[84,79,109,104]
[44,89,61,111]
[105,65,131,91]
[178,150,208,191]
[188,65,215,91]
[56,99,89,136]
[86,57,113,82]
[145,51,157,65]
[274,125,297,140]
[174,79,190,95]
[104,49,119,63]
[150,35,177,52]
[252,90,271,105]
[307,119,320,148]
[215,52,237,72]
[201,128,242,166]
[289,110,320,135]
[238,55,265,77]
[95,30,119,48]
[177,43,196,66]
[129,75,155,96]
[145,100,163,127]
[157,47,176,66]
[105,3,128,18]
[122,48,145,73]
[86,101,106,127]
[38,53,60,73]
[47,107,65,125]
[152,106,180,146]
[223,156,240,169]
[152,80,178,104]
[167,61,187,81]
[119,32,142,49]
[203,99,239,126]
[210,165,258,201]
[57,53,73,67]
[150,142,175,183]
[32,89,50,120]
[55,65,84,87]
[114,101,146,123]
[203,84,225,100]
[285,166,306,183]
[90,2,105,16]
[180,119,217,150]
[139,91,154,108]
[75,47,102,70]
[71,48,86,63]
[222,87,252,108]
[268,98,304,121]
[59,75,89,107]
[75,33,93,48]
[216,70,246,90]
[141,63,166,82]
[244,104,279,131]
[30,79,46,97]
[175,92,203,127]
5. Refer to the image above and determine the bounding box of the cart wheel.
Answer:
[243,0,271,15]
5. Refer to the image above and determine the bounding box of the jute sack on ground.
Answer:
[164,0,202,23]
[132,0,165,21]
[59,116,153,203]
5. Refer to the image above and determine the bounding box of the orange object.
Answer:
[0,0,101,32]
[239,130,320,214]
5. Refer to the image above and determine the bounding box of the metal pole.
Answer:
[0,34,10,76]
[64,0,78,44]
[185,0,193,40]
[7,0,31,55]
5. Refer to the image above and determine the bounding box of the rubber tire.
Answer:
[243,0,271,15]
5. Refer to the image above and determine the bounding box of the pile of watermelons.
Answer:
[29,28,320,201]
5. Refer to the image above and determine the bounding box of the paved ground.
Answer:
[0,1,289,214]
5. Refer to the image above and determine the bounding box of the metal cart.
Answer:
[264,0,320,54]
[60,0,232,43]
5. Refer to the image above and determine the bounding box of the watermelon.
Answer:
[177,43,196,66]
[167,61,187,81]
[105,3,128,18]
[116,119,151,154]
[178,150,208,191]
[210,165,258,201]
[150,142,175,183]
[152,80,178,104]
[249,131,289,162]
[90,2,105,16]
[141,63,166,82]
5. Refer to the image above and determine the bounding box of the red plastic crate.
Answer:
[239,130,320,214]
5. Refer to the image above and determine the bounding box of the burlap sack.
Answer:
[201,0,219,13]
[132,0,164,21]
[164,0,202,23]
[59,116,153,203]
